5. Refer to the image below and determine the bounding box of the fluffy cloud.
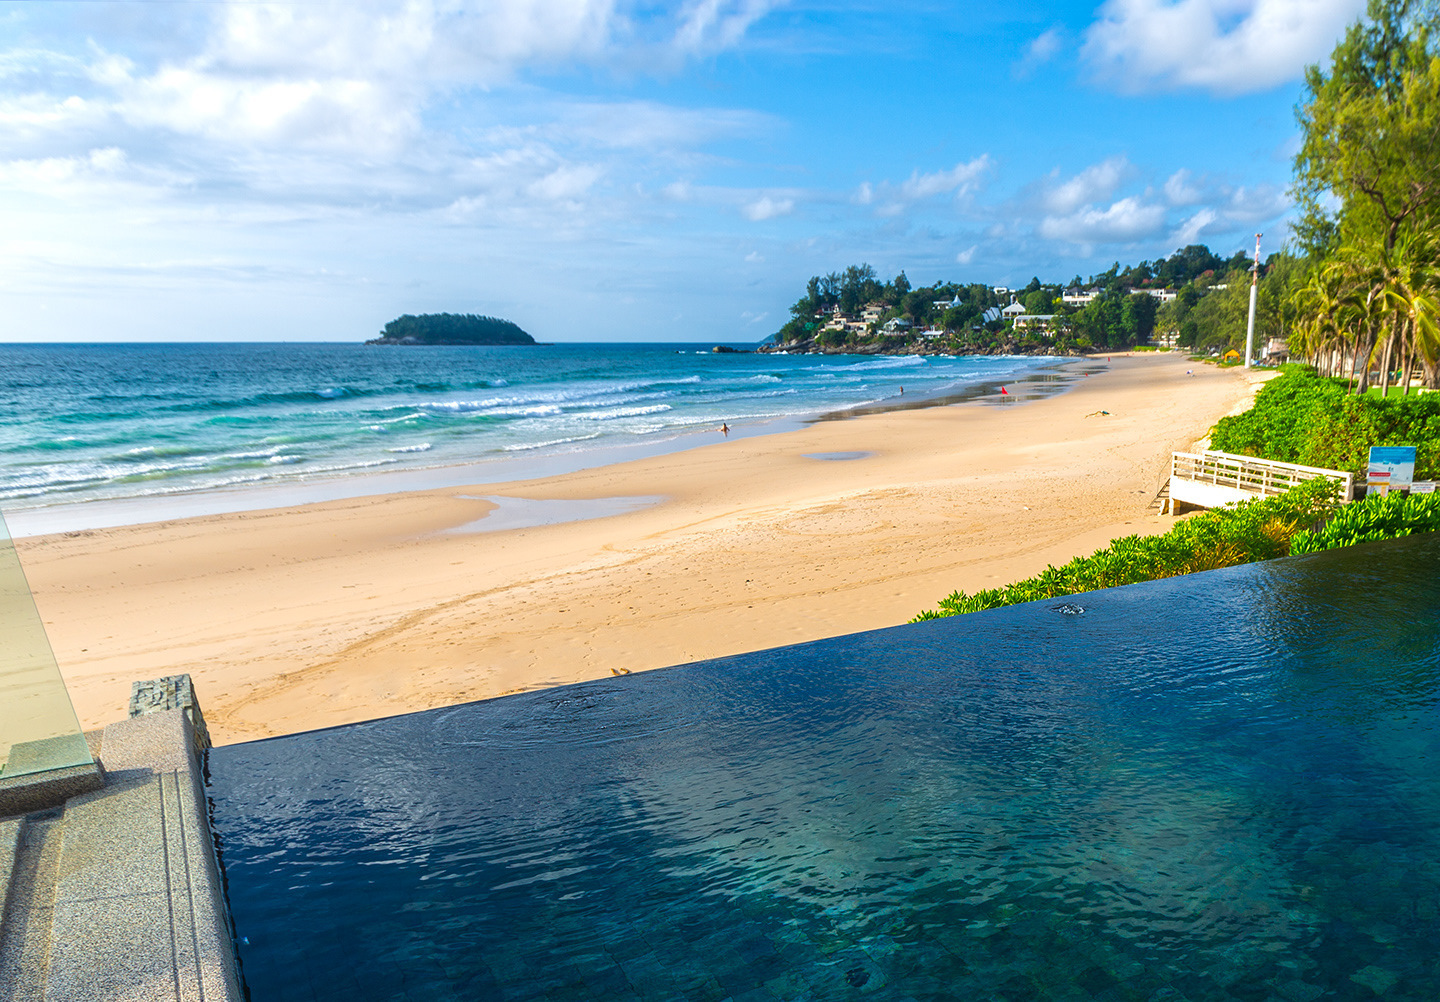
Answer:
[1083,0,1367,94]
[673,0,783,55]
[900,157,991,200]
[1043,156,1132,215]
[742,195,794,220]
[1013,26,1065,78]
[1039,196,1168,243]
[853,156,991,215]
[1171,207,1219,245]
[1163,169,1203,206]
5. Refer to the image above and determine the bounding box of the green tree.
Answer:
[1293,0,1440,255]
[1122,293,1159,343]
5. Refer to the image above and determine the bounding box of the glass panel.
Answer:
[0,509,92,778]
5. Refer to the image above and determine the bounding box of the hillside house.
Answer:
[1012,314,1057,331]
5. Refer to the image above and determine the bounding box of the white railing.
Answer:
[1168,450,1353,512]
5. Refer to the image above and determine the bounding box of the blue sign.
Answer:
[1368,446,1417,488]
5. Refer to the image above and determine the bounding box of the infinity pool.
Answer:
[209,534,1440,1001]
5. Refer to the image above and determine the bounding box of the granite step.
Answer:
[0,697,243,1002]
[0,813,64,1002]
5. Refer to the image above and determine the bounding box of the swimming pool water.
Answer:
[208,534,1440,1001]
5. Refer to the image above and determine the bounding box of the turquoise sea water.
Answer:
[0,343,1066,531]
[209,534,1440,1002]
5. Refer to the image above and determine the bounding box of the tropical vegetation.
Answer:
[1285,0,1440,392]
[367,313,535,346]
[913,479,1440,620]
[1209,366,1440,478]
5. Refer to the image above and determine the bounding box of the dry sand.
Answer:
[18,353,1262,745]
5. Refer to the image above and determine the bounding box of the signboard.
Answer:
[1368,446,1417,489]
[1412,481,1435,494]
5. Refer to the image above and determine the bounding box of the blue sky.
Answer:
[1,0,1366,343]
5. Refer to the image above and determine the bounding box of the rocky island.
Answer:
[366,313,535,346]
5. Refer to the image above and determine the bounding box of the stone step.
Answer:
[41,711,242,1002]
[0,813,64,1002]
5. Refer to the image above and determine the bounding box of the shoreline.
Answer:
[19,353,1259,746]
[3,355,1087,539]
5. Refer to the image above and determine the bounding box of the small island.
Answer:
[366,313,535,346]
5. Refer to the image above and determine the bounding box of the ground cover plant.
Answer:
[1209,366,1440,478]
[914,480,1440,620]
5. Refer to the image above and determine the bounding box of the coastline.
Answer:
[19,352,1259,745]
[2,353,1082,539]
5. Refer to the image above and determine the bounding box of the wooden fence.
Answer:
[1167,451,1353,514]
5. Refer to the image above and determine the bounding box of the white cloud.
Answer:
[674,0,782,55]
[122,66,420,155]
[527,163,603,201]
[1014,26,1065,78]
[1043,156,1131,214]
[1171,207,1218,245]
[853,181,874,205]
[744,250,764,262]
[900,156,990,200]
[555,100,772,150]
[1224,183,1289,221]
[742,195,793,220]
[956,245,977,265]
[1163,168,1203,206]
[1082,0,1366,94]
[1039,196,1167,243]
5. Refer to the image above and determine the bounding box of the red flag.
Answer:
[1000,386,1008,395]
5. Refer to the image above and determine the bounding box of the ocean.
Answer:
[0,342,1070,535]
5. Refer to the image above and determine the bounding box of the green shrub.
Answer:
[1290,490,1440,553]
[913,478,1343,620]
[1210,367,1440,478]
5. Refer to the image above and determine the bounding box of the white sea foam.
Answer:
[421,400,564,417]
[387,443,433,454]
[577,404,673,421]
[501,433,604,452]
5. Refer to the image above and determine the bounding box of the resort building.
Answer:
[1011,314,1057,331]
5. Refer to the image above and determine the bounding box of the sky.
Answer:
[0,0,1369,343]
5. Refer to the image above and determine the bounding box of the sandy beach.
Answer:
[18,352,1259,745]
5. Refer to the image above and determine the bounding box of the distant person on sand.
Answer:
[720,422,729,437]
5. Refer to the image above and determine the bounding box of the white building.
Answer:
[1012,314,1057,331]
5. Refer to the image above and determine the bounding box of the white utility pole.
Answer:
[1244,233,1262,369]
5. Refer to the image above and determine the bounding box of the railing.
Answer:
[1168,451,1353,512]
[0,508,93,781]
